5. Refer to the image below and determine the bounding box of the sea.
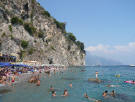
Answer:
[0,66,135,102]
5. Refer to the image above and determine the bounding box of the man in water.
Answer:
[52,91,56,96]
[102,90,108,97]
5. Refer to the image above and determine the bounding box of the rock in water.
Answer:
[88,78,102,83]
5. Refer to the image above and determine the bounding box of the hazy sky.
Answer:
[37,0,135,64]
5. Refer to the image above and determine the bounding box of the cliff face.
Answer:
[0,0,85,66]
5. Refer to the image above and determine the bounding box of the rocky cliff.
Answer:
[0,0,85,66]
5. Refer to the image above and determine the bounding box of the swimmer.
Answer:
[102,90,108,97]
[62,89,68,96]
[110,90,115,97]
[52,91,56,96]
[69,83,72,88]
[36,80,40,86]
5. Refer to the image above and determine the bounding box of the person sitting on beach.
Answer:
[36,80,40,86]
[62,89,68,96]
[102,90,108,97]
[110,90,115,97]
[52,91,56,96]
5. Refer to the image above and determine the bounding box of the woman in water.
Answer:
[62,89,68,96]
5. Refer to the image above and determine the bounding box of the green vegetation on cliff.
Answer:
[24,23,36,36]
[11,17,23,25]
[21,40,29,49]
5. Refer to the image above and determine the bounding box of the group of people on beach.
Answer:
[0,65,65,87]
[0,67,18,86]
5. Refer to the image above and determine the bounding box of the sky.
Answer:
[37,0,135,64]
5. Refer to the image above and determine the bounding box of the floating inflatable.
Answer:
[124,80,135,84]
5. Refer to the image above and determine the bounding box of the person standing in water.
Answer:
[96,71,99,79]
[84,93,89,98]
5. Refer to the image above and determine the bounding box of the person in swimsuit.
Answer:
[11,75,15,83]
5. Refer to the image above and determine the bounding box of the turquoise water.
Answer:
[1,66,135,102]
